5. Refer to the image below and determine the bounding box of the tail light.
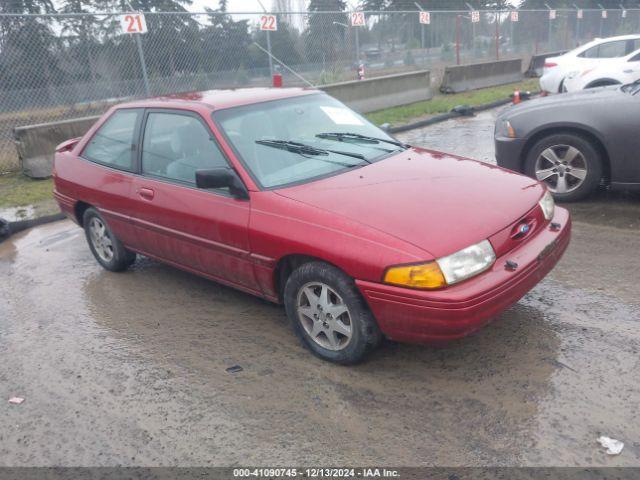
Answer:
[544,62,558,68]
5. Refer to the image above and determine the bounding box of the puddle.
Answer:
[0,204,36,222]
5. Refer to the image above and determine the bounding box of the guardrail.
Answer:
[13,115,99,178]
[525,50,568,78]
[440,59,523,94]
[321,70,433,114]
[14,71,435,178]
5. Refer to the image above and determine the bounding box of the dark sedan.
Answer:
[495,84,640,201]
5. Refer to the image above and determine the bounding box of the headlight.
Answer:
[539,190,555,221]
[437,240,496,285]
[497,119,516,138]
[383,240,496,290]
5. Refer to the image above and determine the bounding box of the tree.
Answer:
[304,0,348,66]
[200,6,252,77]
[0,0,60,94]
[253,21,303,68]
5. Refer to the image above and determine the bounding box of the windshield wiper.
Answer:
[255,139,368,163]
[315,132,410,149]
[622,78,640,94]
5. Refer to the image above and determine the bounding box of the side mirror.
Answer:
[195,168,249,200]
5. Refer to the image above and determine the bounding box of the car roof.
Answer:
[116,87,321,111]
[587,34,640,46]
[567,34,640,55]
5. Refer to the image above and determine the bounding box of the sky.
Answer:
[188,0,360,13]
[189,0,273,12]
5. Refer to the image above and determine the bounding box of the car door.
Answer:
[77,108,143,247]
[620,51,640,84]
[128,108,257,292]
[612,88,640,183]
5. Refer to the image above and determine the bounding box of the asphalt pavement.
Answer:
[1,107,639,467]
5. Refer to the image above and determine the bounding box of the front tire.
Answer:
[83,207,136,272]
[284,262,382,364]
[525,133,602,202]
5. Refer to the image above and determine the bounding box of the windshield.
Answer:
[212,93,404,189]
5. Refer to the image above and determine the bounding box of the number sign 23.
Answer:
[351,12,365,26]
[119,13,147,34]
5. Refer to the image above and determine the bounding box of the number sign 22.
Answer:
[119,13,147,34]
[260,15,278,31]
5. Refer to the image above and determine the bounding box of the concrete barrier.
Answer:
[440,59,522,94]
[321,70,432,113]
[13,115,99,178]
[525,50,567,78]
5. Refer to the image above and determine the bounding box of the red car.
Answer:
[53,88,571,364]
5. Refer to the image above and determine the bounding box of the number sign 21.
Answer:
[119,13,147,34]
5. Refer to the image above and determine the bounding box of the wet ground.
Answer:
[1,108,640,467]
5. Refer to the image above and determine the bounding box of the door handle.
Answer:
[138,187,155,200]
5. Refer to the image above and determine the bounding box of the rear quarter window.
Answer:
[579,40,628,59]
[82,109,141,170]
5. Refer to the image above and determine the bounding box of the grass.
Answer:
[365,79,539,127]
[0,172,54,209]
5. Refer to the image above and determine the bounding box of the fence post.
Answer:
[509,9,514,55]
[266,30,274,77]
[455,14,461,65]
[495,10,500,60]
[257,0,274,77]
[134,33,150,97]
[547,10,552,50]
[355,25,360,65]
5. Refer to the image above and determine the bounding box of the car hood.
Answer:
[500,86,623,119]
[274,148,544,259]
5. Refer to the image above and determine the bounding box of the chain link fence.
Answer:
[1,8,639,173]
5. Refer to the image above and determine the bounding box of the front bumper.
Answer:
[494,135,526,172]
[356,207,571,344]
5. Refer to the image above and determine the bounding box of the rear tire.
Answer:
[525,133,602,202]
[83,207,136,272]
[284,261,382,364]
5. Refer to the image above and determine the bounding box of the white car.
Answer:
[563,48,640,92]
[540,34,640,94]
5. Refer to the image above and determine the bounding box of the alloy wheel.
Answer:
[88,217,114,263]
[535,144,588,194]
[296,282,353,351]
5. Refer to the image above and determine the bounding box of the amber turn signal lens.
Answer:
[383,262,447,290]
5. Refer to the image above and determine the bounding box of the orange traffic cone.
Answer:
[512,90,521,104]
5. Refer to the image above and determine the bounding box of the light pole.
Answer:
[333,21,360,67]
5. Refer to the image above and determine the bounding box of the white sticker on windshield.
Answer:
[320,106,364,126]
